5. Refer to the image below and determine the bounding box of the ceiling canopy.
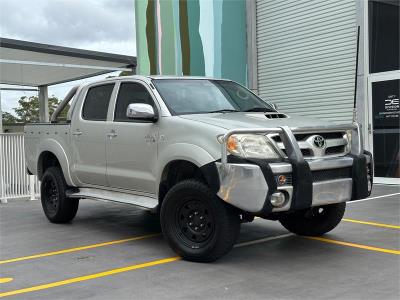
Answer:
[0,38,136,87]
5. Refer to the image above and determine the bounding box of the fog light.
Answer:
[270,192,286,207]
[367,180,372,192]
[277,175,287,186]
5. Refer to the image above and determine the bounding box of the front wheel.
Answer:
[41,167,79,223]
[160,180,240,262]
[279,203,346,236]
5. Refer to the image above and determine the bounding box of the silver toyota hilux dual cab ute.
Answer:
[25,75,373,262]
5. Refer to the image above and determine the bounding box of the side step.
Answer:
[67,188,158,210]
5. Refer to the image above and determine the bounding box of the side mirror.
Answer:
[270,103,278,111]
[126,103,157,121]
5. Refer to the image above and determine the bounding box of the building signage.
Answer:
[372,80,400,129]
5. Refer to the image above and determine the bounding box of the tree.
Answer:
[2,112,18,124]
[13,95,66,123]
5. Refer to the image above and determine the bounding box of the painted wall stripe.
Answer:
[135,0,150,75]
[160,0,176,74]
[156,0,163,74]
[221,0,247,84]
[146,0,157,74]
[187,0,205,76]
[199,0,215,77]
[213,0,223,78]
[179,0,190,75]
[172,0,182,75]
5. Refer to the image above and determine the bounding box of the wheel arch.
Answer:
[158,159,220,206]
[37,140,74,186]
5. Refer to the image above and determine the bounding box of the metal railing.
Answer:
[0,133,40,203]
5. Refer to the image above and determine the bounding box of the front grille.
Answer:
[301,149,312,156]
[281,149,312,157]
[271,132,343,143]
[268,131,349,158]
[312,167,352,182]
[325,145,346,155]
[296,132,344,141]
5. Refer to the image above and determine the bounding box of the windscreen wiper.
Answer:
[208,109,239,113]
[244,107,275,112]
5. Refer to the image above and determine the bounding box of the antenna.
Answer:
[353,26,360,122]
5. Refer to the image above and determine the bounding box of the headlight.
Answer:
[218,134,280,159]
[344,130,352,153]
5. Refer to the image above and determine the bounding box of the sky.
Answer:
[0,0,136,114]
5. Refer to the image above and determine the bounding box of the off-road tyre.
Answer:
[279,203,346,236]
[160,180,240,262]
[41,167,79,223]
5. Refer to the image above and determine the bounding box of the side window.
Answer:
[114,82,155,122]
[82,84,114,121]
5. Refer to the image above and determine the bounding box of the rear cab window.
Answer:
[82,84,115,121]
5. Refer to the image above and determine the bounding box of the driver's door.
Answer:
[106,81,159,194]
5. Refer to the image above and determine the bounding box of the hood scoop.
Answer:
[264,112,288,119]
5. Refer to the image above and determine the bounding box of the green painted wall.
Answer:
[134,0,248,85]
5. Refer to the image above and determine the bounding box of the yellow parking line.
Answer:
[257,216,400,230]
[0,233,160,265]
[0,278,13,284]
[342,218,400,230]
[0,256,180,298]
[307,236,400,255]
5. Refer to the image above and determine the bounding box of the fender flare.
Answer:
[157,143,219,191]
[37,139,75,186]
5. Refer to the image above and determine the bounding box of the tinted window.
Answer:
[152,79,274,115]
[369,0,400,73]
[82,84,114,121]
[372,79,400,177]
[114,82,154,122]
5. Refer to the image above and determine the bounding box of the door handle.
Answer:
[72,130,82,136]
[107,130,118,138]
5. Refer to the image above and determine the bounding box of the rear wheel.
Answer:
[41,167,79,223]
[279,203,346,236]
[160,180,240,262]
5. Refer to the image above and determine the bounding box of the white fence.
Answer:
[0,133,40,203]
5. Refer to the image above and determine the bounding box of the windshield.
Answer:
[152,79,275,115]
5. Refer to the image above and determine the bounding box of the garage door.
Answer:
[256,0,357,123]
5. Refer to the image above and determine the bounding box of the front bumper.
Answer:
[216,124,373,215]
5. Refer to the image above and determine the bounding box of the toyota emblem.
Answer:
[313,135,326,148]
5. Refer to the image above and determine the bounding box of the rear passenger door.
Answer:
[106,81,159,194]
[71,83,116,187]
